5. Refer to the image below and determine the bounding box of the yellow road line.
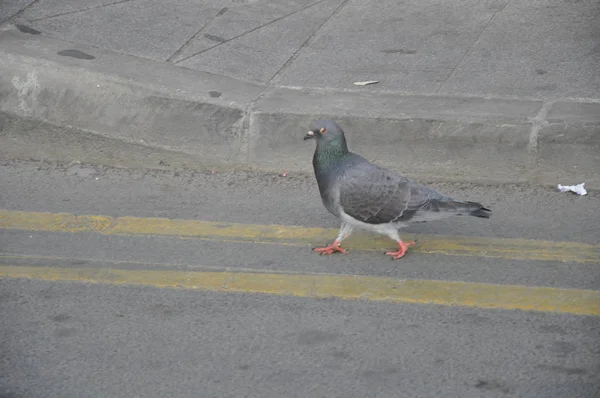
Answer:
[1,209,598,263]
[1,265,598,316]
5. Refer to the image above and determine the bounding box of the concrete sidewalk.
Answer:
[1,0,599,185]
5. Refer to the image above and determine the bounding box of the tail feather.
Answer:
[465,201,491,218]
[407,199,491,223]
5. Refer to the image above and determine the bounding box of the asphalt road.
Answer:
[1,160,599,398]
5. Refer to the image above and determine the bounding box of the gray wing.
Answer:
[338,161,469,225]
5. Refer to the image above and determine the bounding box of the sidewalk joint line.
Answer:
[27,0,139,22]
[436,1,511,93]
[166,5,231,63]
[527,100,554,169]
[173,0,329,65]
[267,0,352,84]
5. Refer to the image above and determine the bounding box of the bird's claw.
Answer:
[313,240,347,255]
[385,241,416,260]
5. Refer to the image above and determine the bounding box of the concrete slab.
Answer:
[272,0,509,91]
[178,0,345,83]
[19,0,130,20]
[546,101,600,123]
[10,0,600,99]
[0,0,35,23]
[23,0,224,61]
[0,27,263,166]
[534,101,600,185]
[249,87,537,181]
[170,0,320,63]
[439,0,600,98]
[0,18,598,186]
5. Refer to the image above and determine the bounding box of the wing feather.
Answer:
[335,156,488,225]
[338,162,441,224]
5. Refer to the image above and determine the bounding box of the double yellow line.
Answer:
[1,209,599,316]
[1,209,598,263]
[0,264,597,316]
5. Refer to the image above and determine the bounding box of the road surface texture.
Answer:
[1,160,599,397]
[1,0,599,396]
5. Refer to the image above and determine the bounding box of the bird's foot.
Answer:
[385,241,416,260]
[313,240,347,255]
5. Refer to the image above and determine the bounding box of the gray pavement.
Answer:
[1,160,600,397]
[7,0,599,97]
[1,160,599,288]
[0,0,599,185]
[2,278,599,398]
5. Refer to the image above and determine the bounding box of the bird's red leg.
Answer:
[385,240,416,259]
[313,239,347,255]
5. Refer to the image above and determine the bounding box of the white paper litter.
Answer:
[557,183,587,196]
[353,80,379,86]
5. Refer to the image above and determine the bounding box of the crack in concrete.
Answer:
[173,0,329,65]
[267,0,352,85]
[436,0,513,94]
[527,100,554,170]
[27,0,140,22]
[166,4,232,63]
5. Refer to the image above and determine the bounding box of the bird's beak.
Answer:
[303,130,315,140]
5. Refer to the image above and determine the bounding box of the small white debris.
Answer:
[557,183,587,196]
[353,80,379,86]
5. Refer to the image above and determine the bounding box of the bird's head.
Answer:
[303,120,348,148]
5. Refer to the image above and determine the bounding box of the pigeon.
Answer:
[303,120,491,259]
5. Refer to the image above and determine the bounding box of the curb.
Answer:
[1,25,599,186]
